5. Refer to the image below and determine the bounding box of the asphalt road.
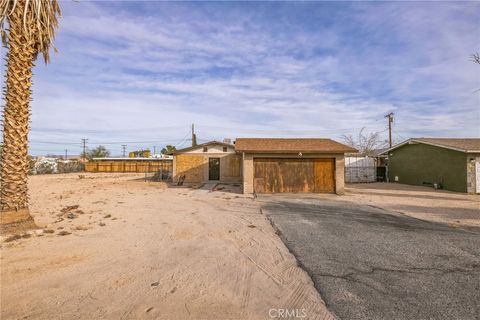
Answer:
[261,195,480,320]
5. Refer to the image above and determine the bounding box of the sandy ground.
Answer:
[344,182,480,227]
[0,173,334,320]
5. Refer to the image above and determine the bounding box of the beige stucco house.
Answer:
[171,138,356,194]
[172,141,242,184]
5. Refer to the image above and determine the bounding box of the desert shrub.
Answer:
[82,145,110,160]
[28,158,85,175]
[57,161,84,173]
[35,160,57,174]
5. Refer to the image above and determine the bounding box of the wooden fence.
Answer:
[85,160,172,174]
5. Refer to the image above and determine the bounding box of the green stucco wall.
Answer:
[387,143,467,193]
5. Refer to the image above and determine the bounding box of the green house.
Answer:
[384,138,480,194]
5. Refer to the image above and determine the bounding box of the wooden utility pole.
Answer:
[122,144,127,157]
[81,139,88,161]
[191,123,197,147]
[385,112,394,148]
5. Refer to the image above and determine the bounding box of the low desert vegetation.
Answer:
[28,158,84,175]
[82,145,111,160]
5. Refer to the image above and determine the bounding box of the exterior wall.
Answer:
[335,155,345,194]
[466,154,480,194]
[387,143,467,193]
[181,145,235,154]
[174,154,205,183]
[242,153,254,194]
[242,153,345,195]
[173,152,242,183]
[220,153,241,180]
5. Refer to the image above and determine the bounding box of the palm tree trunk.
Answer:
[0,0,36,226]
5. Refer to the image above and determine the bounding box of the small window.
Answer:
[223,147,228,152]
[203,146,208,152]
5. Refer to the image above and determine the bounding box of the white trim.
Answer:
[380,139,411,155]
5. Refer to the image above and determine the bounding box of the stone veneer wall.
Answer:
[466,155,479,194]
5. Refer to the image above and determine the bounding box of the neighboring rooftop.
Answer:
[235,138,357,153]
[384,138,480,153]
[171,140,235,155]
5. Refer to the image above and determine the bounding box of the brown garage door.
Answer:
[254,158,335,193]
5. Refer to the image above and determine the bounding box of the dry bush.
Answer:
[35,161,56,174]
[28,158,84,175]
[57,161,84,173]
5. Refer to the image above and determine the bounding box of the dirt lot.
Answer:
[0,173,334,320]
[344,183,479,227]
[2,176,477,319]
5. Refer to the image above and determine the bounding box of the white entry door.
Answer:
[476,158,480,194]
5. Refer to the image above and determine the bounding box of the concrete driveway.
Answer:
[260,195,480,320]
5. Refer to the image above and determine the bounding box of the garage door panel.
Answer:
[278,160,315,192]
[314,159,335,193]
[254,158,334,193]
[253,160,267,193]
[254,159,283,193]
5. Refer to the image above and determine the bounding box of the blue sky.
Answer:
[1,1,479,156]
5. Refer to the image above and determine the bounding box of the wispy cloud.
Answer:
[1,1,478,155]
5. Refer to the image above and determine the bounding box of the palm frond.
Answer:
[0,0,61,63]
[472,52,480,65]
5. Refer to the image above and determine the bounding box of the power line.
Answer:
[174,131,192,148]
[29,140,81,145]
[29,125,389,146]
[393,129,406,141]
[30,124,189,134]
[29,139,187,145]
[28,148,76,152]
[194,124,387,134]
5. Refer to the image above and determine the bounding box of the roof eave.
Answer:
[235,150,356,154]
[173,140,235,154]
[380,138,478,154]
